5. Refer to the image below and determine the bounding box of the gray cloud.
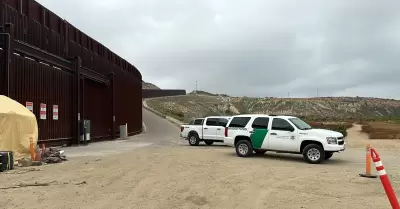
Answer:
[37,0,400,98]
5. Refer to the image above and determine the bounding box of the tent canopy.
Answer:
[0,96,38,160]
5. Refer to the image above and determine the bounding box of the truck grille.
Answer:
[338,137,345,145]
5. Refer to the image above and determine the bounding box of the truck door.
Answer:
[183,118,203,138]
[249,117,270,149]
[268,118,298,152]
[203,118,218,140]
[215,118,230,141]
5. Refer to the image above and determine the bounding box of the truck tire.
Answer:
[204,140,214,146]
[302,144,325,164]
[325,152,334,160]
[235,140,253,157]
[188,133,200,146]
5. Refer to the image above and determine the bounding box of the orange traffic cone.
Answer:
[35,148,41,161]
[29,137,35,161]
[359,144,377,178]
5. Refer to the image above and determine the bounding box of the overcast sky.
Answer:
[37,0,400,98]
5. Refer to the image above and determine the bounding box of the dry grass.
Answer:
[361,122,400,139]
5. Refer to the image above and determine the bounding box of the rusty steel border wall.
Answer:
[0,0,142,146]
[142,89,186,98]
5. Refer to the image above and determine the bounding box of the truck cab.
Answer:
[180,116,231,146]
[223,114,346,164]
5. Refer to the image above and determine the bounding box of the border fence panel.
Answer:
[0,0,144,146]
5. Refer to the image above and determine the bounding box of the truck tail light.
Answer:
[181,126,184,132]
[224,127,228,137]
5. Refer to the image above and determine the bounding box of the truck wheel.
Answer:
[235,140,253,157]
[254,150,267,155]
[188,133,200,146]
[204,140,214,146]
[325,152,334,160]
[302,144,325,164]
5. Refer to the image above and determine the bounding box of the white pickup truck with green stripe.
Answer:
[223,114,346,164]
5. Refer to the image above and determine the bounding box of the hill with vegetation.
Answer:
[145,91,400,139]
[146,91,400,123]
[142,81,160,89]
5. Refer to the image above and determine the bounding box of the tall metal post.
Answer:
[81,77,87,145]
[3,23,14,98]
[107,72,115,140]
[72,57,81,145]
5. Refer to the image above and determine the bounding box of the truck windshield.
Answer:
[289,118,312,130]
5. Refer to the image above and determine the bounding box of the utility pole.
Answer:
[287,92,290,98]
[195,80,198,93]
[317,88,319,97]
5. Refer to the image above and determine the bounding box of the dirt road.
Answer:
[1,112,400,209]
[346,124,400,150]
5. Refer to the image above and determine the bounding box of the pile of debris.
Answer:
[41,147,67,164]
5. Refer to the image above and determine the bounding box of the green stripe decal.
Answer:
[250,129,268,149]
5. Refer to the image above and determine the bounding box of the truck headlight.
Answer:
[326,137,338,144]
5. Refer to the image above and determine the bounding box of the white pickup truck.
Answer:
[180,116,231,146]
[223,114,346,164]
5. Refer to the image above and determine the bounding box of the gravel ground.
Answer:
[1,122,400,209]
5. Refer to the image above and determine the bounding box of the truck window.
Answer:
[271,118,294,131]
[193,119,204,125]
[217,118,229,127]
[288,117,311,130]
[206,118,218,126]
[251,117,270,129]
[228,117,251,128]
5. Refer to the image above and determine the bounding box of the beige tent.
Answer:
[0,95,38,160]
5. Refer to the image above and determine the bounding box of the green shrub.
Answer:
[224,109,234,115]
[334,125,348,138]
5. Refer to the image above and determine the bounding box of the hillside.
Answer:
[142,81,160,89]
[146,92,400,123]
